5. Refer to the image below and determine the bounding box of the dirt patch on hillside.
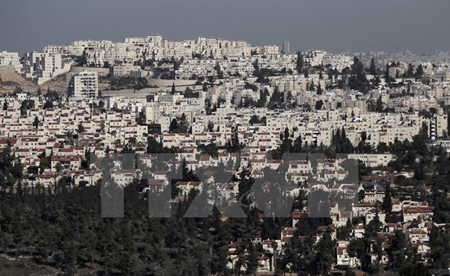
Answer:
[0,71,69,94]
[0,71,38,94]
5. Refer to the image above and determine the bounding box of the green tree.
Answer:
[33,116,40,128]
[296,52,304,73]
[369,57,376,75]
[405,63,415,78]
[348,57,370,93]
[415,64,424,79]
[382,184,393,213]
[314,232,335,274]
[317,83,323,95]
[376,95,383,112]
[169,118,179,133]
[77,123,85,133]
[315,100,324,110]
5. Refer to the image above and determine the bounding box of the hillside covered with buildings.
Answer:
[1,35,450,275]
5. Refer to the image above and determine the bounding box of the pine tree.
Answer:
[246,243,259,274]
[296,52,304,73]
[309,81,315,91]
[406,63,415,78]
[369,57,377,75]
[293,136,302,152]
[178,113,189,133]
[315,100,324,110]
[317,83,323,95]
[169,118,179,133]
[415,64,424,79]
[348,57,370,93]
[33,116,40,128]
[382,184,392,213]
[376,95,383,112]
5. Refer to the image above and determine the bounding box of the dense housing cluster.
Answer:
[1,35,450,274]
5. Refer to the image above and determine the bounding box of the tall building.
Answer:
[67,71,99,98]
[0,51,22,72]
[22,52,66,84]
[282,41,290,54]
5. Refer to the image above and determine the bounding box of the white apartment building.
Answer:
[67,71,99,98]
[22,52,66,84]
[40,54,63,78]
[347,154,395,167]
[0,51,22,72]
[261,45,279,55]
[111,65,142,77]
[322,54,353,71]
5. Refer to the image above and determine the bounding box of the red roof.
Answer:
[146,179,165,186]
[176,181,201,186]
[51,155,81,162]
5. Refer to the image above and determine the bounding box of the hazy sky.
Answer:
[1,0,449,54]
